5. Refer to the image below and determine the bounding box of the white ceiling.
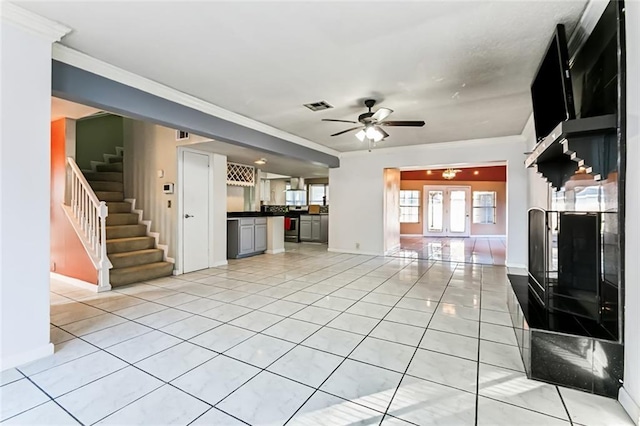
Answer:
[26,1,587,152]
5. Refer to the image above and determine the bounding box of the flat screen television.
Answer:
[531,24,576,142]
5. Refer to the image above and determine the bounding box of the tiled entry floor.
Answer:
[1,245,632,426]
[390,237,507,266]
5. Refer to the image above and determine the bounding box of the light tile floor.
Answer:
[390,237,507,266]
[1,244,633,425]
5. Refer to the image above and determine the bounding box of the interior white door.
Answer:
[182,151,209,273]
[423,186,471,237]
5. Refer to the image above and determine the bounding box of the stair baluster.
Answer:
[65,157,112,291]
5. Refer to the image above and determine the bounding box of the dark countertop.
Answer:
[227,211,285,218]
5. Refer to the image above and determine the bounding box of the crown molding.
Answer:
[0,2,70,42]
[52,44,341,158]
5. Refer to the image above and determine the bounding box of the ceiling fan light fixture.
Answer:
[254,158,267,165]
[355,129,366,142]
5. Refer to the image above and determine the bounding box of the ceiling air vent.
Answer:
[303,101,333,112]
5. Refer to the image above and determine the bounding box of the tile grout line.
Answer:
[474,264,485,426]
[209,258,436,423]
[377,261,460,425]
[281,259,443,425]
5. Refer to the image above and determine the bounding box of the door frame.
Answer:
[177,146,218,274]
[423,185,472,237]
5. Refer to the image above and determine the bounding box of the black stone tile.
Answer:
[593,340,624,397]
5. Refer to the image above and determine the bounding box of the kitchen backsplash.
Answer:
[262,205,329,213]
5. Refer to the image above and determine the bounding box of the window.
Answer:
[285,183,307,206]
[309,184,329,205]
[473,191,497,224]
[400,190,420,223]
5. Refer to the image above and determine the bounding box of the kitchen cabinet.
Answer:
[259,179,271,202]
[299,215,328,243]
[254,221,267,251]
[228,217,267,258]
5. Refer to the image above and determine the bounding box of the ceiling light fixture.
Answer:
[355,125,384,143]
[474,170,479,175]
[426,170,432,175]
[442,168,462,180]
[254,158,267,165]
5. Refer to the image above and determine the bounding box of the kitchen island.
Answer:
[227,212,285,258]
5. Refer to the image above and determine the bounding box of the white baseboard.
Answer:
[327,248,383,257]
[384,244,401,255]
[50,272,103,292]
[210,260,228,268]
[400,234,423,237]
[266,248,286,254]
[1,343,54,371]
[619,386,640,426]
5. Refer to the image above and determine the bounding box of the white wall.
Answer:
[0,20,56,368]
[621,1,640,422]
[522,115,550,210]
[227,186,245,212]
[329,135,529,266]
[123,120,217,260]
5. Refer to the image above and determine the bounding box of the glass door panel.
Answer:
[423,186,471,237]
[427,190,444,232]
[449,190,467,234]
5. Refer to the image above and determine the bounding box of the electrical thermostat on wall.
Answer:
[163,183,174,194]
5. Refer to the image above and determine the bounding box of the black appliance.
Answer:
[531,24,576,142]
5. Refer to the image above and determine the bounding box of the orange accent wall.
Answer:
[400,180,507,236]
[50,119,98,284]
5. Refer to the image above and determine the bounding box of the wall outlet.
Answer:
[167,200,171,208]
[355,242,360,249]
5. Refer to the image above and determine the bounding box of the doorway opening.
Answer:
[388,164,507,265]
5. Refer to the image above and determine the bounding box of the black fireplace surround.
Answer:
[514,0,626,398]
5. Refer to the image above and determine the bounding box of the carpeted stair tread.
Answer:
[108,248,163,269]
[83,171,123,182]
[107,156,123,163]
[106,236,155,254]
[106,224,147,239]
[106,212,138,226]
[110,262,174,287]
[106,202,132,213]
[96,163,123,172]
[89,181,124,192]
[95,191,124,202]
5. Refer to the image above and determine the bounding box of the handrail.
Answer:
[66,157,111,291]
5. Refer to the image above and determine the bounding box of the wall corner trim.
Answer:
[0,3,71,42]
[619,386,640,426]
[0,343,54,372]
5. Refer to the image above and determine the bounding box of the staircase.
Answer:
[83,149,173,287]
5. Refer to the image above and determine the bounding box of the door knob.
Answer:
[185,214,194,218]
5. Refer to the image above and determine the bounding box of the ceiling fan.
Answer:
[322,99,425,145]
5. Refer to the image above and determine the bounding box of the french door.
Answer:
[423,186,471,237]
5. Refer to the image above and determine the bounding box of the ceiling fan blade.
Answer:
[379,120,425,127]
[330,126,362,137]
[376,126,390,139]
[372,107,393,122]
[322,118,358,124]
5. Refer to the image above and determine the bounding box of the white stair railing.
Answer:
[66,157,111,291]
